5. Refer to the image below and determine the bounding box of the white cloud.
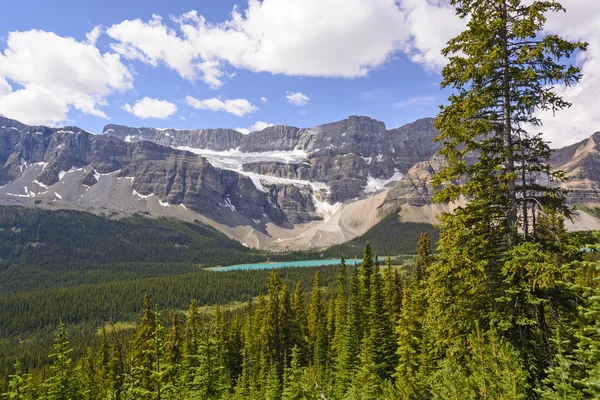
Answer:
[260,96,268,102]
[0,29,133,125]
[394,95,436,108]
[399,0,465,71]
[0,77,11,95]
[235,120,275,134]
[286,91,310,106]
[107,1,410,88]
[123,97,177,119]
[185,96,257,116]
[536,0,600,147]
[86,25,103,45]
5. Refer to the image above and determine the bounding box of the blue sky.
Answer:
[0,0,598,146]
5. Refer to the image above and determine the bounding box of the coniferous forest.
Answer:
[3,0,600,399]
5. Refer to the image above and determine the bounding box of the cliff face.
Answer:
[552,132,600,204]
[1,113,599,249]
[0,116,285,224]
[103,116,441,203]
[103,116,441,172]
[382,132,600,212]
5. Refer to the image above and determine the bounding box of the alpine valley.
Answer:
[1,113,599,251]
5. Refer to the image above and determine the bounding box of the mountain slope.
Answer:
[0,115,441,250]
[0,206,267,295]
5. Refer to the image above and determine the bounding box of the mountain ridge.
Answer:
[1,113,600,249]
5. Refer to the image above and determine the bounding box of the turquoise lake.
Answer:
[212,259,346,272]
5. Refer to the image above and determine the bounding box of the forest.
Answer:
[3,235,600,399]
[3,0,600,398]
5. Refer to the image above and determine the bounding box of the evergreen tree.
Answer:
[182,299,200,389]
[428,0,587,393]
[346,340,383,400]
[163,314,183,399]
[307,273,327,377]
[291,282,308,363]
[42,321,79,400]
[383,256,402,322]
[396,231,434,399]
[365,263,397,380]
[466,325,527,400]
[537,329,583,400]
[123,297,163,400]
[79,348,100,400]
[188,311,228,399]
[4,360,32,400]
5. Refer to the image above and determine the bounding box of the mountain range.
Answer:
[0,114,599,250]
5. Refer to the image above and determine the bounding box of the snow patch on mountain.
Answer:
[365,170,404,193]
[312,195,342,221]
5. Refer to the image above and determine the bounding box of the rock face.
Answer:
[552,132,600,204]
[2,112,600,249]
[104,116,441,176]
[383,133,600,211]
[382,155,446,212]
[263,183,320,224]
[104,116,441,203]
[0,116,286,224]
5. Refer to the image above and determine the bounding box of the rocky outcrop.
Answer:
[381,155,446,214]
[383,132,600,212]
[104,116,442,175]
[103,124,243,151]
[0,116,289,224]
[552,132,600,204]
[263,183,321,224]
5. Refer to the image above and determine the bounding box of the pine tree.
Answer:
[182,299,200,389]
[428,0,587,390]
[264,362,281,400]
[396,232,434,399]
[42,321,79,400]
[79,348,100,400]
[466,325,527,400]
[4,360,33,400]
[307,273,327,377]
[383,256,402,322]
[346,340,383,400]
[365,263,397,380]
[188,311,229,399]
[291,282,308,363]
[537,329,583,400]
[123,297,163,400]
[429,350,470,400]
[163,314,183,399]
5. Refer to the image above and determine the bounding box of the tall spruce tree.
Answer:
[307,273,327,377]
[428,0,588,386]
[4,360,33,400]
[42,321,79,400]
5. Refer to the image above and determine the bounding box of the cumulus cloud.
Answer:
[123,97,177,119]
[185,96,257,116]
[260,96,268,102]
[235,120,275,135]
[536,0,600,147]
[106,0,410,88]
[399,0,465,71]
[0,29,133,125]
[286,91,310,106]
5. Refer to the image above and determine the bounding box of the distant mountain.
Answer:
[381,131,600,218]
[552,132,600,204]
[0,115,439,250]
[2,112,598,250]
[103,116,441,203]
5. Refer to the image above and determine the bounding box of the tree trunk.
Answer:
[502,0,517,228]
